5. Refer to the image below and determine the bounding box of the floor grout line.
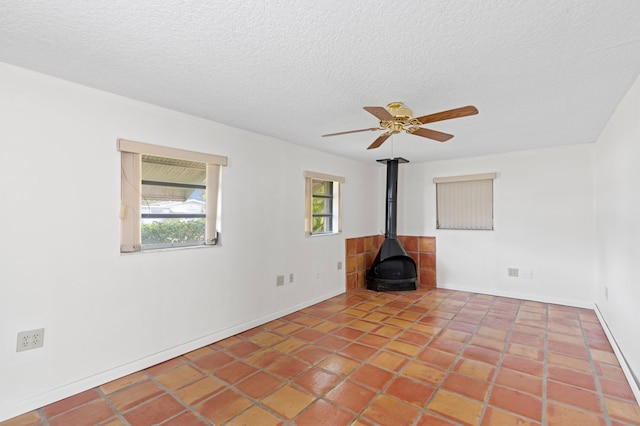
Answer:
[578,306,612,426]
[473,294,518,425]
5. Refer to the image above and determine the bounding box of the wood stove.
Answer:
[366,158,417,292]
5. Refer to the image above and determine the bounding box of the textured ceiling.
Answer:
[2,1,640,163]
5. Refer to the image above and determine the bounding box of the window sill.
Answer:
[436,228,494,231]
[306,231,342,238]
[120,243,221,255]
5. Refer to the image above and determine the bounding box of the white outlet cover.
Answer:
[16,328,45,352]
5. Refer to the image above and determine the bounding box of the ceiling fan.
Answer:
[322,102,478,150]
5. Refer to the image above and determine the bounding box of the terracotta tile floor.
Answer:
[3,287,640,425]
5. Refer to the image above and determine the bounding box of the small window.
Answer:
[434,173,496,230]
[312,179,335,234]
[118,139,227,252]
[304,171,345,236]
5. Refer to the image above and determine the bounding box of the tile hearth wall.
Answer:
[345,235,436,290]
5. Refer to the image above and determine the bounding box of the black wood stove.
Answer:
[366,158,417,292]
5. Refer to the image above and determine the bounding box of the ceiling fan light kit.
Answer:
[322,102,478,150]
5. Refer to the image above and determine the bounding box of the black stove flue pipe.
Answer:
[384,157,400,239]
[366,158,417,291]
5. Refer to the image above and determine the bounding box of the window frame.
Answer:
[117,139,227,252]
[304,171,345,236]
[311,179,335,234]
[433,172,496,231]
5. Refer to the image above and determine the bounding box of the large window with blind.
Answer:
[434,173,496,230]
[118,139,227,252]
[304,171,345,236]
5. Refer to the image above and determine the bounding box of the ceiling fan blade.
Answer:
[415,105,478,125]
[363,106,394,121]
[322,127,383,137]
[367,133,391,150]
[408,127,454,142]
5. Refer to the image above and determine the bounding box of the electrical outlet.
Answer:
[289,273,294,283]
[276,275,285,286]
[337,261,343,270]
[17,328,45,352]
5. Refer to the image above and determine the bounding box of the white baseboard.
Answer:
[437,282,594,309]
[0,288,344,422]
[594,304,640,405]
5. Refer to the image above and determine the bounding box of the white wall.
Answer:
[3,57,638,421]
[395,144,596,307]
[0,62,380,421]
[595,73,640,388]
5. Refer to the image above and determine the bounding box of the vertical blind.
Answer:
[120,150,142,252]
[434,173,496,230]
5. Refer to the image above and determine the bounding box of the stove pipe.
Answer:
[384,158,399,239]
[366,158,417,292]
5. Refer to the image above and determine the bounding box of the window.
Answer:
[434,173,496,230]
[118,139,227,252]
[304,171,345,235]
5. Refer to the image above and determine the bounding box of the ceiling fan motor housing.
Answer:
[386,102,413,119]
[383,102,415,134]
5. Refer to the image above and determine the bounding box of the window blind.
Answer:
[120,151,142,252]
[434,173,496,230]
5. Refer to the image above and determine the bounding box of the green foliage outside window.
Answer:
[141,219,205,244]
[312,217,327,233]
[311,180,333,234]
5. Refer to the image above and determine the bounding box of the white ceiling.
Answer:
[2,1,640,164]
